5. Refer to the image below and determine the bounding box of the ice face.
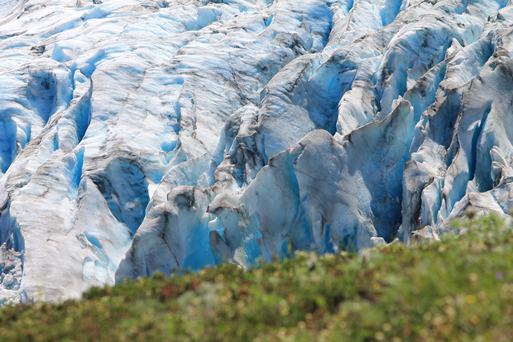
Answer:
[1,0,513,302]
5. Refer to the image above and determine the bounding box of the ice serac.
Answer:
[1,0,513,302]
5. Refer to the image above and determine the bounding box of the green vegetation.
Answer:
[1,215,513,341]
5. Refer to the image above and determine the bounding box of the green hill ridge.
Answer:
[1,215,512,341]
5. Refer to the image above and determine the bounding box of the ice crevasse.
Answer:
[1,0,513,302]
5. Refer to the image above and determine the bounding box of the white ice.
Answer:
[0,0,512,302]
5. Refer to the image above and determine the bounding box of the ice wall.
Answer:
[0,0,513,302]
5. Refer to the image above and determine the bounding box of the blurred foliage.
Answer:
[1,214,513,341]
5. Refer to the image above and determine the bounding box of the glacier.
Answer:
[1,0,513,303]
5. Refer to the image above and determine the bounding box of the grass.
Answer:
[1,215,513,341]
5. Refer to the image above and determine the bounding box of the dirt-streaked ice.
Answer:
[1,0,513,303]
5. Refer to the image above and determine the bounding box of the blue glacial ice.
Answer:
[1,0,513,302]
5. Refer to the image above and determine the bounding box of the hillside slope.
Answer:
[0,215,512,341]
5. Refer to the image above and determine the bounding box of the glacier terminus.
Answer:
[1,0,513,303]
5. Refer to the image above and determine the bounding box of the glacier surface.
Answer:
[1,0,513,302]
